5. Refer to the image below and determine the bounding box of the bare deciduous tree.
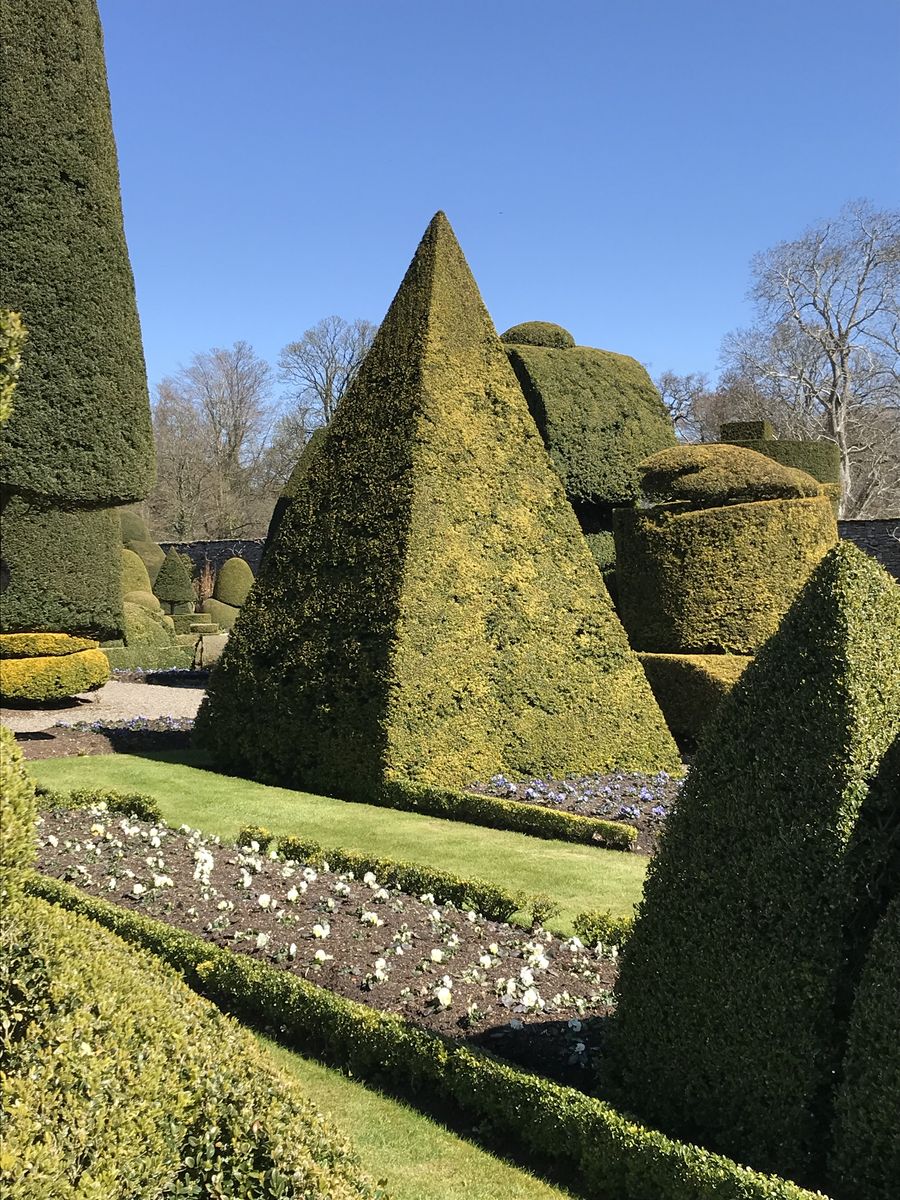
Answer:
[278,315,376,428]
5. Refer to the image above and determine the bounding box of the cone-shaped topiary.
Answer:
[0,0,154,503]
[265,427,327,554]
[196,213,681,797]
[152,547,194,613]
[610,543,900,1185]
[214,556,253,607]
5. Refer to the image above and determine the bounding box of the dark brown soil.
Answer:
[36,804,621,1093]
[17,722,193,760]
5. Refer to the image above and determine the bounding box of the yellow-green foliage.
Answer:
[639,444,822,507]
[614,496,837,652]
[0,648,109,701]
[201,596,239,629]
[612,544,900,1183]
[214,555,253,606]
[121,546,152,595]
[500,320,576,348]
[0,725,36,890]
[125,538,165,582]
[502,338,676,510]
[638,653,751,744]
[0,632,97,658]
[118,508,150,543]
[122,601,175,647]
[122,588,161,611]
[829,888,900,1200]
[0,309,27,427]
[0,895,376,1199]
[197,212,681,800]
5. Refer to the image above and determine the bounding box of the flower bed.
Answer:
[34,802,621,1088]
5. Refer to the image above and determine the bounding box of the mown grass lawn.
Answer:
[30,751,647,931]
[257,1036,575,1200]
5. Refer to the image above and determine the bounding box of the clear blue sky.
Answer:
[98,0,899,398]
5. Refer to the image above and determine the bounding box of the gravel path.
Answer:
[0,680,205,733]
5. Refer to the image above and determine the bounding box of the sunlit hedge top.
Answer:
[638,444,823,508]
[500,321,576,348]
[0,0,154,502]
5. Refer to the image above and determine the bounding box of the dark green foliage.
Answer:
[117,508,150,543]
[197,213,680,797]
[0,495,123,639]
[265,426,327,553]
[152,546,195,611]
[38,784,162,823]
[1,893,375,1199]
[720,420,775,441]
[0,0,154,503]
[237,824,274,851]
[611,543,900,1183]
[829,891,900,1200]
[500,321,576,348]
[614,496,837,652]
[720,425,841,485]
[125,538,165,582]
[503,340,676,511]
[214,555,253,606]
[572,908,634,947]
[31,872,828,1200]
[638,652,751,745]
[639,444,822,507]
[200,596,238,629]
[0,309,27,428]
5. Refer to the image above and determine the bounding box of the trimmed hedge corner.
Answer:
[0,647,109,701]
[638,653,751,745]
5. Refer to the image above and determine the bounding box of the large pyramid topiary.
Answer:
[0,0,154,676]
[196,213,680,797]
[610,542,900,1185]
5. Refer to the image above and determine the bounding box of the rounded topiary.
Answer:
[639,444,822,508]
[125,539,165,583]
[0,648,109,701]
[0,632,97,658]
[122,602,173,648]
[614,495,837,653]
[118,508,150,544]
[214,556,253,607]
[153,547,195,612]
[121,546,152,595]
[201,596,239,630]
[500,321,576,349]
[0,893,375,1200]
[122,589,162,612]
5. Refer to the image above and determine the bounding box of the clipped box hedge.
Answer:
[614,496,837,653]
[638,653,751,745]
[26,873,829,1200]
[0,647,109,701]
[103,645,193,671]
[0,632,98,658]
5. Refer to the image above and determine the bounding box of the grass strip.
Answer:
[27,872,828,1200]
[29,754,646,930]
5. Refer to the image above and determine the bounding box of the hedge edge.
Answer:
[25,873,829,1200]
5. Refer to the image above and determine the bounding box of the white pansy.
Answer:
[132,883,146,897]
[363,871,377,887]
[488,943,500,955]
[258,893,272,909]
[152,874,173,888]
[312,922,330,939]
[430,948,444,963]
[435,986,453,1008]
[286,886,300,902]
[288,943,297,958]
[479,954,492,968]
[314,948,332,963]
[519,966,534,987]
[360,911,383,927]
[521,988,540,1009]
[47,834,59,848]
[256,932,270,949]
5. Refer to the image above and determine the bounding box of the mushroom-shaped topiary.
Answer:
[214,556,253,608]
[152,547,195,614]
[500,321,576,349]
[639,444,823,509]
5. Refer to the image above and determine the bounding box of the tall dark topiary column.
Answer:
[0,0,155,658]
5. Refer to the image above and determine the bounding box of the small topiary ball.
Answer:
[500,321,576,349]
[638,444,822,509]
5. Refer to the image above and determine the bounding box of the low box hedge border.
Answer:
[377,779,639,851]
[25,873,829,1200]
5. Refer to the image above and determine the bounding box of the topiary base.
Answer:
[638,653,752,747]
[0,647,109,701]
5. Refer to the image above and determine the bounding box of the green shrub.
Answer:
[0,0,154,505]
[238,824,274,851]
[103,645,193,671]
[122,601,173,647]
[500,321,576,348]
[0,309,27,428]
[117,508,150,543]
[0,648,109,701]
[1,892,375,1199]
[200,595,239,629]
[0,497,124,639]
[122,588,161,611]
[720,420,775,441]
[0,633,97,658]
[37,785,162,823]
[614,496,837,653]
[720,425,841,486]
[152,547,195,611]
[214,555,253,606]
[573,907,634,947]
[29,873,827,1200]
[0,726,36,889]
[829,890,900,1200]
[638,653,751,745]
[125,538,165,582]
[196,213,681,797]
[638,444,822,507]
[121,546,152,595]
[504,340,676,511]
[265,426,328,553]
[611,543,900,1183]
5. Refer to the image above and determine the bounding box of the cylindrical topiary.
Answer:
[152,547,195,613]
[637,653,751,745]
[214,556,253,607]
[0,647,109,701]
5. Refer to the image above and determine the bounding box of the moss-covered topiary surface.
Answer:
[611,543,900,1185]
[197,213,680,797]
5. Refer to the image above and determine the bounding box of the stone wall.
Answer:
[160,539,265,577]
[838,520,900,581]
